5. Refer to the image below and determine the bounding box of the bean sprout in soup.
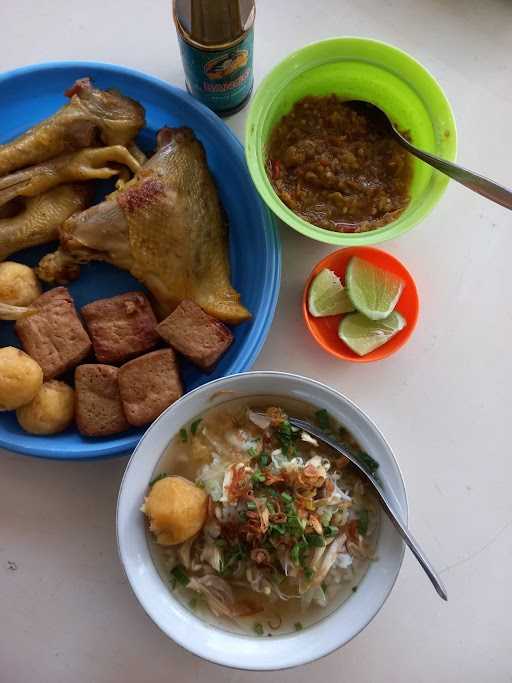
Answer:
[142,397,380,636]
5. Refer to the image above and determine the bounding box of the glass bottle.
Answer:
[173,0,255,116]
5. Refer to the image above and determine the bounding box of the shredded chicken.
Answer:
[149,404,379,629]
[312,534,347,587]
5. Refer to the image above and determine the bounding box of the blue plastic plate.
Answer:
[0,62,280,460]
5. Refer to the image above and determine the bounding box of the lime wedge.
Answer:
[346,257,404,321]
[339,311,406,356]
[308,268,354,317]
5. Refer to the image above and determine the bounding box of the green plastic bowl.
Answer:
[245,37,457,245]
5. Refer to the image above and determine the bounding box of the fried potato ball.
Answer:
[144,475,208,545]
[16,380,74,435]
[0,346,43,411]
[0,262,41,307]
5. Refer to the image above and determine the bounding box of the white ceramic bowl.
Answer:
[117,371,407,670]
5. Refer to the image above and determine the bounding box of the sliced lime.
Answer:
[346,257,404,321]
[338,311,406,356]
[308,268,354,317]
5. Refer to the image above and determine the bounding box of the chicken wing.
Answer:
[38,127,250,324]
[0,184,90,261]
[0,78,145,176]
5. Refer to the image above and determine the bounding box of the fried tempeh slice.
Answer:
[0,77,145,176]
[0,146,140,208]
[15,287,92,380]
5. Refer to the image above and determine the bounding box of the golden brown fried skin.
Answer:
[0,262,41,306]
[0,77,145,176]
[0,146,140,208]
[144,475,208,546]
[38,127,250,324]
[16,380,74,435]
[0,184,90,262]
[0,346,43,411]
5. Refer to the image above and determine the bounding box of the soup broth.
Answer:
[145,396,380,636]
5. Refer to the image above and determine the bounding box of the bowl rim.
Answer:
[302,246,420,362]
[245,36,458,246]
[0,60,281,460]
[117,370,408,670]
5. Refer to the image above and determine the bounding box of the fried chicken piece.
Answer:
[0,77,145,176]
[0,146,140,208]
[38,127,250,324]
[0,184,90,261]
[114,143,148,190]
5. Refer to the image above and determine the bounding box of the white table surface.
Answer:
[1,1,511,681]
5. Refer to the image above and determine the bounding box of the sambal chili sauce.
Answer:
[266,95,412,233]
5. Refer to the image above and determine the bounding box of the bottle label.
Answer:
[177,28,254,114]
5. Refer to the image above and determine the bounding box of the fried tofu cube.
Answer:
[118,349,183,427]
[15,287,92,380]
[75,364,130,437]
[81,291,158,364]
[156,300,233,371]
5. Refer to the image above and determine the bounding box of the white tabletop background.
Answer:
[1,1,511,681]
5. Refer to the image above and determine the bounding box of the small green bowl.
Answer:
[245,37,457,245]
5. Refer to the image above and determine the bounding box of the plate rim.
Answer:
[0,60,281,460]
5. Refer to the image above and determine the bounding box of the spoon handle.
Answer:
[358,473,448,601]
[288,418,448,601]
[394,132,512,210]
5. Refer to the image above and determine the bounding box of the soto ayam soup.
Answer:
[142,397,380,635]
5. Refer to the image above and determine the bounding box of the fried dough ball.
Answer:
[16,380,74,434]
[0,346,43,411]
[0,262,41,307]
[144,475,208,545]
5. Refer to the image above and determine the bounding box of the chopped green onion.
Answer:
[220,543,247,576]
[247,501,257,510]
[291,543,302,565]
[281,492,293,503]
[190,418,202,435]
[170,565,189,587]
[286,506,306,538]
[247,446,258,458]
[314,408,331,432]
[357,509,369,535]
[303,566,314,580]
[270,523,286,536]
[353,451,379,476]
[179,428,188,443]
[290,541,308,566]
[266,500,276,515]
[149,472,168,487]
[306,534,325,547]
[251,470,266,484]
[259,452,270,467]
[324,525,338,537]
[253,622,264,636]
[294,622,304,631]
[277,420,299,457]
